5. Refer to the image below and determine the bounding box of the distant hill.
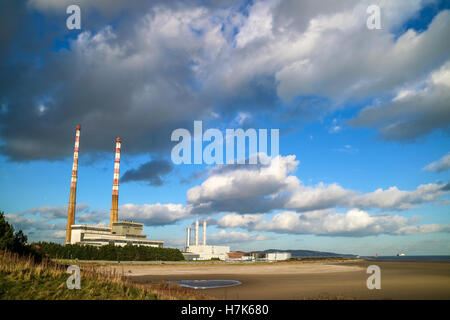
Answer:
[256,249,357,258]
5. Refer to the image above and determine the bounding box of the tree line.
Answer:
[36,241,185,261]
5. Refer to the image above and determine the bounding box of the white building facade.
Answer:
[266,252,291,261]
[70,221,164,247]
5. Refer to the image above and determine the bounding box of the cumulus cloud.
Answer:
[352,60,450,140]
[250,209,450,237]
[216,213,265,228]
[121,159,173,186]
[8,152,450,239]
[394,224,450,235]
[5,213,66,242]
[119,203,192,226]
[288,181,449,211]
[207,229,271,245]
[6,204,111,242]
[0,4,223,161]
[18,203,90,219]
[285,183,356,211]
[162,238,187,249]
[50,230,66,239]
[188,154,299,213]
[351,183,450,210]
[2,1,450,162]
[6,213,61,230]
[423,152,450,172]
[77,209,109,224]
[16,203,109,224]
[187,154,450,214]
[275,7,450,101]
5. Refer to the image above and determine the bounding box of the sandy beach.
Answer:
[113,260,450,299]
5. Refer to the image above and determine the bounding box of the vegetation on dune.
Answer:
[0,250,209,300]
[0,250,155,299]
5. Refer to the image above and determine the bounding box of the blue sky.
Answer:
[0,0,449,255]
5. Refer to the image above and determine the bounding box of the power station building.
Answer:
[69,222,164,247]
[184,219,230,260]
[64,125,164,248]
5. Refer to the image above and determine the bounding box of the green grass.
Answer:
[0,250,210,300]
[0,269,157,300]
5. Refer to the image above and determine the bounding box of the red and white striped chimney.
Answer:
[110,137,121,228]
[65,124,81,244]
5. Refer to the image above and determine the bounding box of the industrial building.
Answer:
[226,251,291,262]
[266,252,291,261]
[70,221,164,247]
[183,219,230,260]
[226,251,254,261]
[64,125,164,247]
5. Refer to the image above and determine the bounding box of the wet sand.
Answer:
[121,260,450,299]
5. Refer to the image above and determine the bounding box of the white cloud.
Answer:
[329,122,341,134]
[235,0,276,48]
[5,213,66,243]
[77,209,109,224]
[119,203,192,226]
[5,204,108,243]
[393,89,416,102]
[423,152,450,172]
[251,209,450,237]
[188,154,450,214]
[216,213,265,228]
[233,112,252,126]
[394,224,450,235]
[162,238,187,250]
[431,61,450,87]
[18,203,90,219]
[271,5,450,102]
[187,154,300,213]
[208,229,271,244]
[351,183,449,210]
[352,60,450,140]
[38,104,46,114]
[285,182,356,211]
[16,204,110,226]
[50,230,66,239]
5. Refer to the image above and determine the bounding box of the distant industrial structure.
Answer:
[64,125,163,247]
[262,252,291,261]
[182,219,291,262]
[226,251,291,262]
[184,219,230,260]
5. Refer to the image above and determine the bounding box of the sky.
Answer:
[0,0,449,256]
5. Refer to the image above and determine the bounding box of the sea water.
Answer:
[362,255,450,262]
[168,280,242,289]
